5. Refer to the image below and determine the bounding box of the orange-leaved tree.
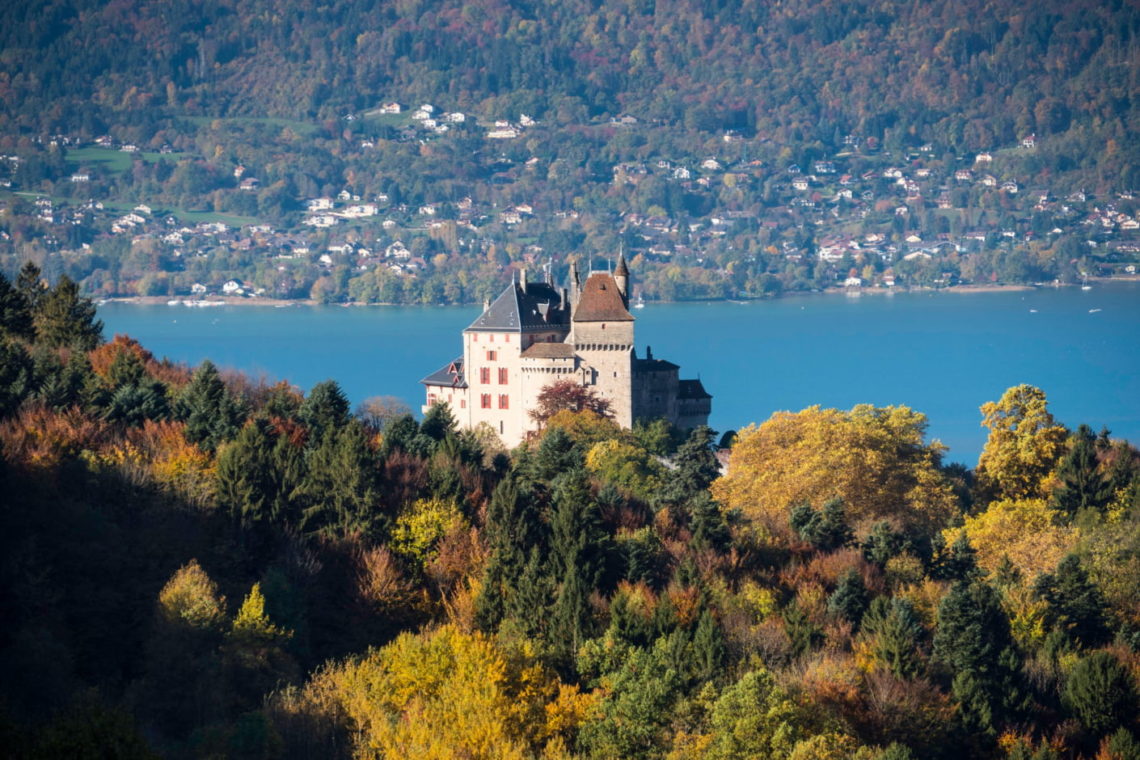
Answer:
[529,379,613,426]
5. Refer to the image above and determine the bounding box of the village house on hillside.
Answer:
[421,257,711,446]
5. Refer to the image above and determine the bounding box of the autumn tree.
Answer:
[274,625,587,758]
[712,405,958,532]
[976,385,1068,501]
[141,560,227,735]
[529,379,613,425]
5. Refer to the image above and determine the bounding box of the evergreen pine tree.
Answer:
[16,261,45,313]
[32,274,103,350]
[0,271,33,340]
[380,413,419,456]
[937,533,979,581]
[828,569,870,629]
[1034,554,1111,648]
[861,597,924,679]
[0,339,33,417]
[662,425,719,502]
[790,498,853,551]
[299,379,351,442]
[1052,424,1111,516]
[934,579,1028,738]
[863,520,906,566]
[1062,651,1138,738]
[176,360,245,451]
[689,492,731,553]
[692,609,727,683]
[548,469,610,659]
[476,477,547,631]
[419,400,457,442]
[298,420,382,538]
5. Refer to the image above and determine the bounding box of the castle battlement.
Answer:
[421,256,710,446]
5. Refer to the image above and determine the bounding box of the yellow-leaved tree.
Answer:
[585,438,666,502]
[271,625,592,759]
[976,384,1068,501]
[942,498,1078,581]
[711,405,958,532]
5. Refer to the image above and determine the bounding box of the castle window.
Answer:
[498,394,509,409]
[480,367,490,384]
[460,399,466,409]
[489,334,494,342]
[498,368,508,384]
[486,350,497,361]
[481,394,491,409]
[427,393,437,405]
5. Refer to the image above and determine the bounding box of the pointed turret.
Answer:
[613,252,630,306]
[567,258,581,314]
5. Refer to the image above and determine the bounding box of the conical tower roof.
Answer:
[614,252,629,277]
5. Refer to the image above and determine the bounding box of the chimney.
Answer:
[520,268,528,294]
[483,298,490,312]
[646,345,653,360]
[560,287,567,311]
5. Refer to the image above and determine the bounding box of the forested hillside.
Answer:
[3,264,1140,758]
[1,0,1139,303]
[5,0,1139,183]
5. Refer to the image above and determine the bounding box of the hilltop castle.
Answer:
[421,256,711,446]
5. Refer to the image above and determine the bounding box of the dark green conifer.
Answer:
[828,569,870,629]
[861,597,923,679]
[33,274,102,350]
[692,609,727,683]
[1034,554,1110,648]
[1062,651,1138,738]
[176,360,245,451]
[662,425,719,502]
[790,498,853,551]
[15,261,45,313]
[863,520,906,566]
[0,339,33,417]
[0,271,33,340]
[298,379,350,442]
[1052,424,1111,516]
[934,579,1028,739]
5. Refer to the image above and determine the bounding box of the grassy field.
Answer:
[171,209,260,226]
[67,147,192,172]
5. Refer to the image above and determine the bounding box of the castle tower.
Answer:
[613,253,630,307]
[571,270,635,427]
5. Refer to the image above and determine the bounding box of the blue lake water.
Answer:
[99,283,1140,465]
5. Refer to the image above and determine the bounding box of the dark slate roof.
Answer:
[421,357,467,388]
[573,272,633,322]
[467,280,570,332]
[678,378,712,400]
[521,342,576,359]
[634,356,680,373]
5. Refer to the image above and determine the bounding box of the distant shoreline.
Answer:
[99,278,1135,309]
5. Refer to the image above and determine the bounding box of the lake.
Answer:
[99,282,1140,465]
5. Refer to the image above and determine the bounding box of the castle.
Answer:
[421,256,711,446]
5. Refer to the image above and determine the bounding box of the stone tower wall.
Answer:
[570,320,634,428]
